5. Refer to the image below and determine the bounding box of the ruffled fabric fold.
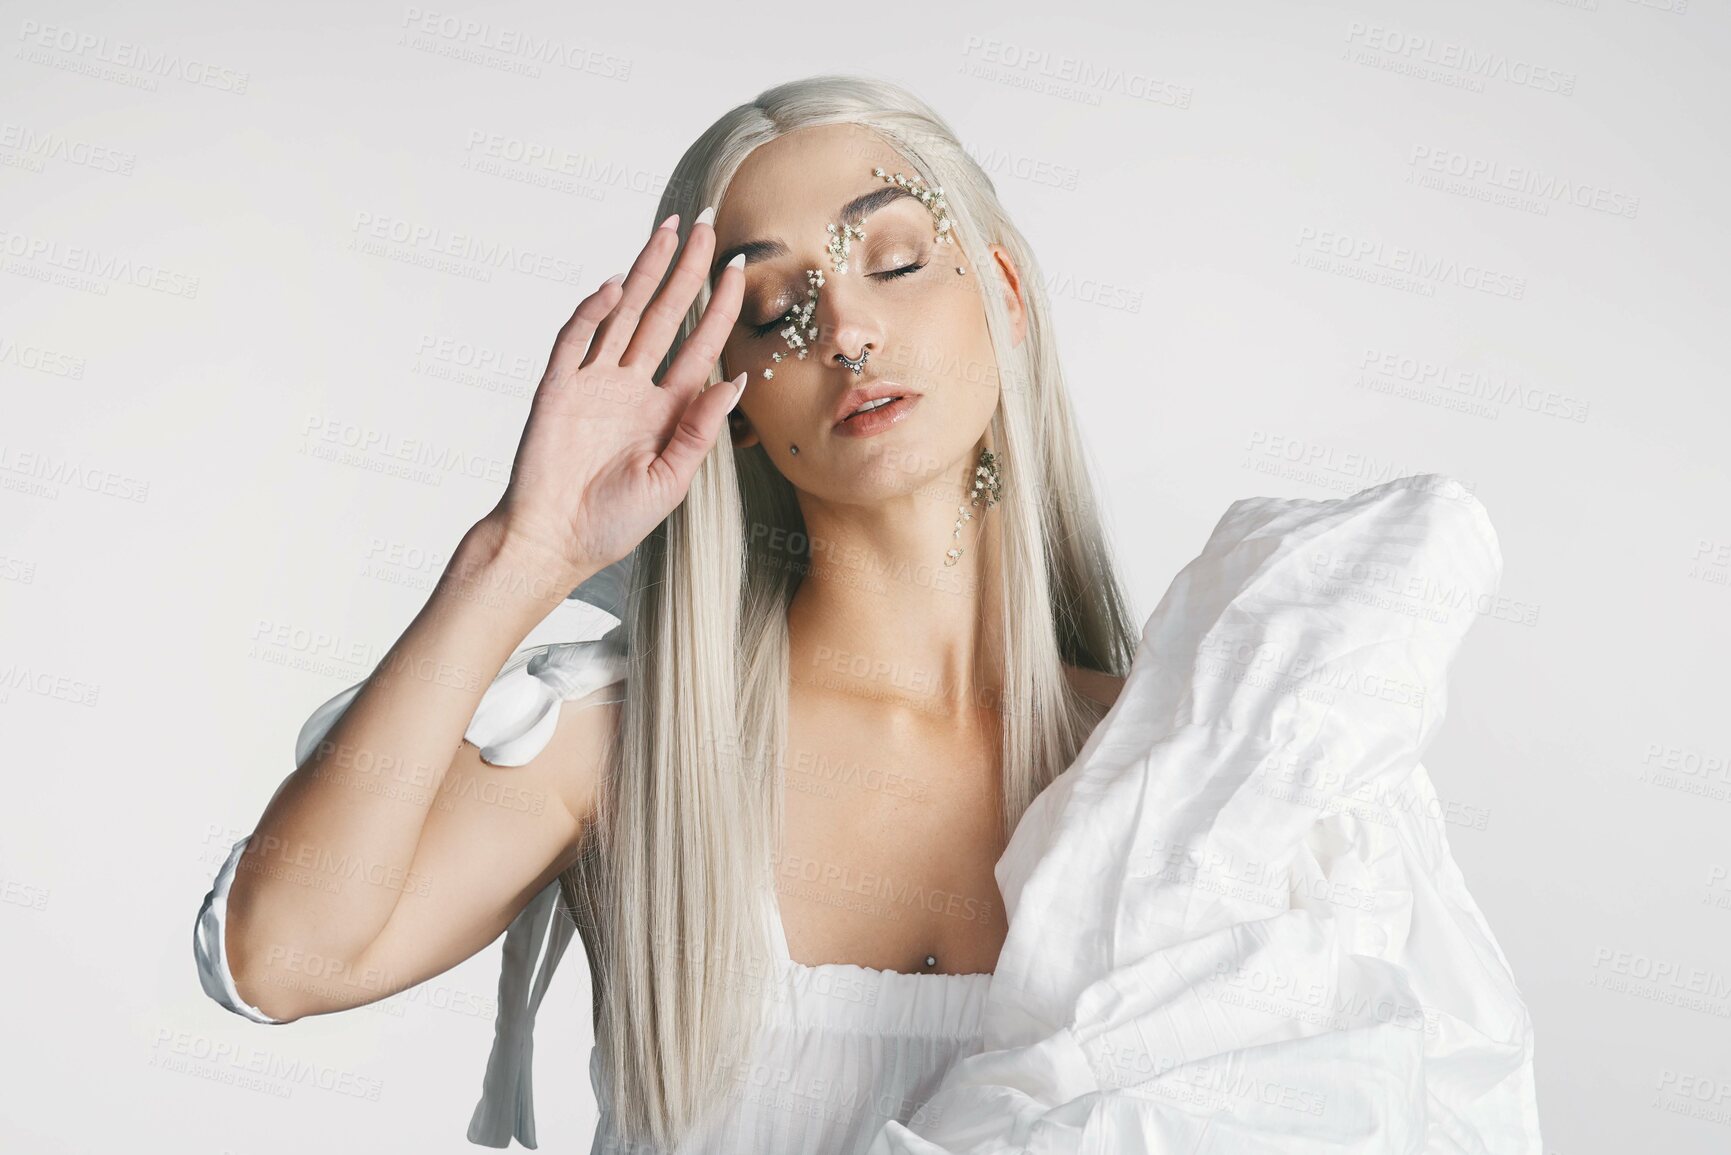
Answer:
[866,472,1542,1154]
[192,834,284,1024]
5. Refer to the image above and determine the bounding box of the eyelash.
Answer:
[748,261,929,338]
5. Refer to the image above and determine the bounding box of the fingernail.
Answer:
[730,371,747,409]
[657,212,680,232]
[695,205,716,227]
[725,252,745,271]
[602,272,625,288]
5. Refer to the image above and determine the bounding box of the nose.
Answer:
[810,275,884,374]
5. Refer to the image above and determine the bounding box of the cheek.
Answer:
[921,289,1000,409]
[725,338,775,393]
[721,331,751,378]
[893,283,961,355]
[907,286,991,376]
[733,366,804,436]
[929,270,987,336]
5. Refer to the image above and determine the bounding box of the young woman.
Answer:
[195,76,1541,1153]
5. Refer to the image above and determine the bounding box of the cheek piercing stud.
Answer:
[789,444,799,455]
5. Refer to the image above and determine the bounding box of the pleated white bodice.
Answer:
[586,890,991,1154]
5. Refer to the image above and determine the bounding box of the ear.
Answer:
[988,243,1028,349]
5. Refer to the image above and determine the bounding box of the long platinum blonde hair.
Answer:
[560,74,1139,1149]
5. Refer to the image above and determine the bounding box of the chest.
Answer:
[775,683,1010,975]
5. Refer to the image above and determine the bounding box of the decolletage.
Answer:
[766,849,998,980]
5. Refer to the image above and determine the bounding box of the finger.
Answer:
[545,274,625,382]
[582,214,682,369]
[649,370,746,497]
[619,212,717,372]
[658,253,746,406]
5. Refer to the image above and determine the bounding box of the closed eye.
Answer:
[873,260,926,281]
[746,261,930,339]
[749,314,791,339]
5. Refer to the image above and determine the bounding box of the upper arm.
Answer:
[299,688,618,1017]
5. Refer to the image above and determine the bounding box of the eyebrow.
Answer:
[711,184,916,279]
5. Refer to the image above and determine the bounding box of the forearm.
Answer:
[224,518,594,1015]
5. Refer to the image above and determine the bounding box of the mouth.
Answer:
[833,392,922,438]
[847,395,899,418]
[833,381,922,425]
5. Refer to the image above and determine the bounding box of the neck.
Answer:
[786,458,1004,722]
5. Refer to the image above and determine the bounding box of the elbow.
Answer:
[194,889,305,1024]
[228,959,306,1024]
[221,909,317,1024]
[195,833,357,1025]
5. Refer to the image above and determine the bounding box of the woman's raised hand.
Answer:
[480,210,746,590]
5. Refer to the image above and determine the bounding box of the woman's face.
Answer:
[714,124,1025,506]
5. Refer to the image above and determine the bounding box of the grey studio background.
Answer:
[2,0,1726,1152]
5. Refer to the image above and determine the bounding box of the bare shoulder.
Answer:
[535,686,621,828]
[1061,663,1127,710]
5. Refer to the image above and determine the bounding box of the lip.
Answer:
[834,393,927,438]
[832,382,924,437]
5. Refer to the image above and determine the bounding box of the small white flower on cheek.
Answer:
[765,268,823,380]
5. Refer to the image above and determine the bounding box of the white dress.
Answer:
[194,472,1542,1153]
[588,913,992,1153]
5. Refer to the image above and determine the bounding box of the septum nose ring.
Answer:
[836,347,871,375]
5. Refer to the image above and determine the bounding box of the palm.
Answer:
[485,214,745,585]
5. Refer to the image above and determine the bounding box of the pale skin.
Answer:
[223,124,1122,1022]
[718,126,1123,971]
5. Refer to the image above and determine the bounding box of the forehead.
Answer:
[717,123,915,240]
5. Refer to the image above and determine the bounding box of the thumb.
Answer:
[654,371,747,491]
